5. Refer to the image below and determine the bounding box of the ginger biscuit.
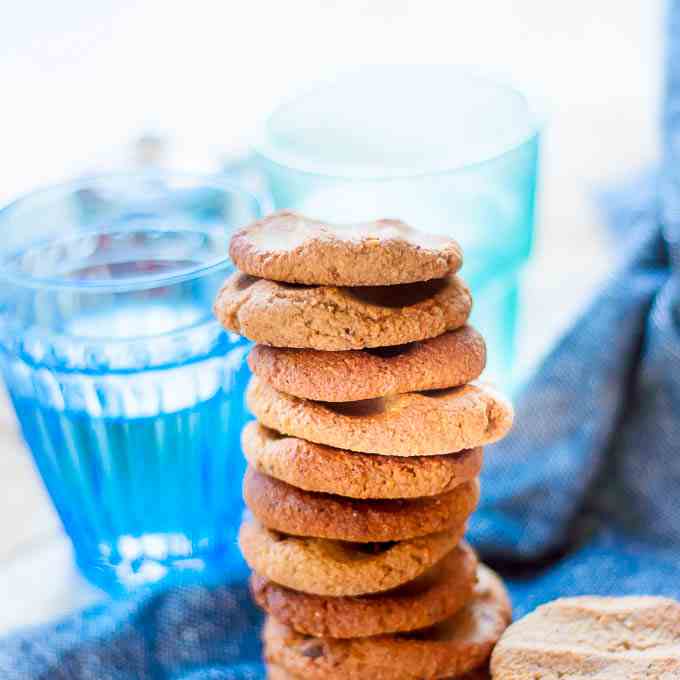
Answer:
[251,541,478,638]
[491,596,680,680]
[243,467,479,542]
[264,564,511,680]
[238,516,464,597]
[214,273,471,351]
[229,211,463,286]
[247,376,513,456]
[242,422,483,499]
[248,325,486,402]
[266,664,491,680]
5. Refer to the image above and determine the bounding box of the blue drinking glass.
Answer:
[0,173,264,593]
[254,66,542,390]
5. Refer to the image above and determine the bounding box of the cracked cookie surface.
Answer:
[248,325,485,402]
[229,210,463,286]
[238,516,464,597]
[491,596,680,680]
[242,422,483,499]
[247,376,513,456]
[243,467,479,542]
[214,273,471,350]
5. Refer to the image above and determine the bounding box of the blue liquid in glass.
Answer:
[0,253,252,593]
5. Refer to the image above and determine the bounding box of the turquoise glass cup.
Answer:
[254,66,541,389]
[0,174,263,593]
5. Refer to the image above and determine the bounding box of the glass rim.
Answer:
[0,171,264,293]
[253,64,546,181]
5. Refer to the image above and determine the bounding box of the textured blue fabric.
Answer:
[3,8,680,679]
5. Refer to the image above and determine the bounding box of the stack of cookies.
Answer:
[214,211,515,680]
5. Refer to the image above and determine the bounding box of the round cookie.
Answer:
[248,325,486,402]
[251,541,478,638]
[264,564,512,680]
[229,211,463,286]
[238,516,464,597]
[247,376,513,456]
[214,273,471,351]
[242,422,483,499]
[243,467,479,542]
[267,664,491,680]
[491,596,680,680]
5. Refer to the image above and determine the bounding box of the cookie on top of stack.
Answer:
[214,210,515,680]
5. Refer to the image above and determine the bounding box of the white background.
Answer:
[0,0,665,630]
[0,1,661,199]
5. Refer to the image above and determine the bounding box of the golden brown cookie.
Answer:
[214,273,471,350]
[264,564,512,680]
[266,666,295,680]
[242,422,483,499]
[229,211,463,286]
[267,664,491,680]
[248,326,486,402]
[238,516,464,597]
[251,541,478,638]
[247,376,513,456]
[243,467,479,542]
[491,596,680,680]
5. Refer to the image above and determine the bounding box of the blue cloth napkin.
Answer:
[3,7,680,680]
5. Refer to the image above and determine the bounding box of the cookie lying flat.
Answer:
[248,326,486,402]
[251,541,478,638]
[229,211,463,286]
[239,516,464,597]
[214,273,471,350]
[264,564,511,680]
[247,376,513,456]
[491,596,680,680]
[267,664,491,680]
[243,468,479,542]
[242,423,483,499]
